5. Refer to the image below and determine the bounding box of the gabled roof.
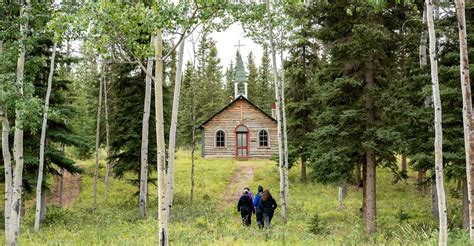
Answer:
[199,95,276,128]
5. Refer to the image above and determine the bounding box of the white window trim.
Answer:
[258,129,270,148]
[214,129,226,148]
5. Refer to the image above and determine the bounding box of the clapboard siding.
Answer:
[202,97,278,159]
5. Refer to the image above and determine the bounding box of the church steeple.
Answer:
[234,50,248,99]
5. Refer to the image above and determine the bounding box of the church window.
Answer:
[259,130,269,147]
[216,130,225,147]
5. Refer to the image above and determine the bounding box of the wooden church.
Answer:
[200,51,278,160]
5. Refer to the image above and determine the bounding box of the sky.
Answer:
[183,23,269,72]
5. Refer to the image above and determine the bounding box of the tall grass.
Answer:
[0,150,469,245]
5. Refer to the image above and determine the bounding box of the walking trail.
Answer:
[220,162,256,208]
[49,171,82,207]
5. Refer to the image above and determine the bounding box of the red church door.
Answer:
[235,125,249,160]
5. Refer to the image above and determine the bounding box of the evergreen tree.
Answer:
[258,45,274,113]
[224,61,235,100]
[247,51,259,103]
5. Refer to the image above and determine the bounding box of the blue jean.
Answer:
[263,213,272,228]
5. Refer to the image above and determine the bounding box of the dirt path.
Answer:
[220,162,256,208]
[48,170,82,207]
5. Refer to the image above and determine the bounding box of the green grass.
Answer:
[0,150,470,245]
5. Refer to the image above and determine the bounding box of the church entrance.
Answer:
[235,125,249,160]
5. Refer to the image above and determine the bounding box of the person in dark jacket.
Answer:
[237,189,254,226]
[253,185,264,229]
[257,189,277,228]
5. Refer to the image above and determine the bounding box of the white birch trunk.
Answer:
[420,7,428,67]
[338,181,347,209]
[1,105,13,239]
[280,51,289,206]
[190,89,196,204]
[34,41,57,231]
[139,38,153,218]
[155,29,169,246]
[167,30,186,218]
[104,69,110,202]
[39,189,46,222]
[0,40,14,241]
[425,1,448,244]
[266,0,287,224]
[9,1,30,243]
[454,0,473,239]
[93,65,104,209]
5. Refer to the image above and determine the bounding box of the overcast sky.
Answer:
[184,23,271,72]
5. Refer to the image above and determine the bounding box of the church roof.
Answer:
[199,95,276,128]
[235,51,247,83]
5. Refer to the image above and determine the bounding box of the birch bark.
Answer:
[266,0,287,224]
[425,0,448,244]
[280,51,289,205]
[155,29,169,246]
[93,65,104,209]
[0,40,13,241]
[104,69,110,202]
[139,38,153,217]
[34,41,57,231]
[454,0,473,238]
[9,1,30,243]
[167,30,186,217]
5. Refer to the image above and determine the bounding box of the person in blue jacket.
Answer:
[253,185,264,229]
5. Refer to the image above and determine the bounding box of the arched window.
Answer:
[215,130,225,147]
[259,130,269,147]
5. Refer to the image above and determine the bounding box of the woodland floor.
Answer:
[48,171,82,207]
[220,161,256,208]
[1,150,471,245]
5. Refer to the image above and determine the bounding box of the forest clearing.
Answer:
[1,0,474,245]
[0,150,470,245]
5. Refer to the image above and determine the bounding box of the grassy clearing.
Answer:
[0,150,470,245]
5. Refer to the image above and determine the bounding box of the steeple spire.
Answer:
[234,49,248,99]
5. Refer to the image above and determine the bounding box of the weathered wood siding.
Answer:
[202,98,277,159]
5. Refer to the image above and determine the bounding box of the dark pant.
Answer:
[256,212,264,229]
[263,212,273,228]
[241,209,252,226]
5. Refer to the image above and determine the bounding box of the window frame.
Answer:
[258,129,270,148]
[215,129,226,148]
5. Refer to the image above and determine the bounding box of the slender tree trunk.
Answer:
[418,169,427,195]
[9,1,29,243]
[59,158,64,207]
[190,89,196,204]
[34,41,57,231]
[463,177,470,230]
[425,1,448,244]
[420,6,428,67]
[455,0,473,238]
[104,69,111,202]
[338,180,347,209]
[0,40,13,241]
[93,65,104,210]
[155,29,169,246]
[401,154,408,177]
[139,39,153,218]
[280,51,289,205]
[431,179,439,220]
[1,105,13,239]
[364,59,377,235]
[39,189,46,222]
[301,156,307,183]
[266,0,287,224]
[167,30,186,218]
